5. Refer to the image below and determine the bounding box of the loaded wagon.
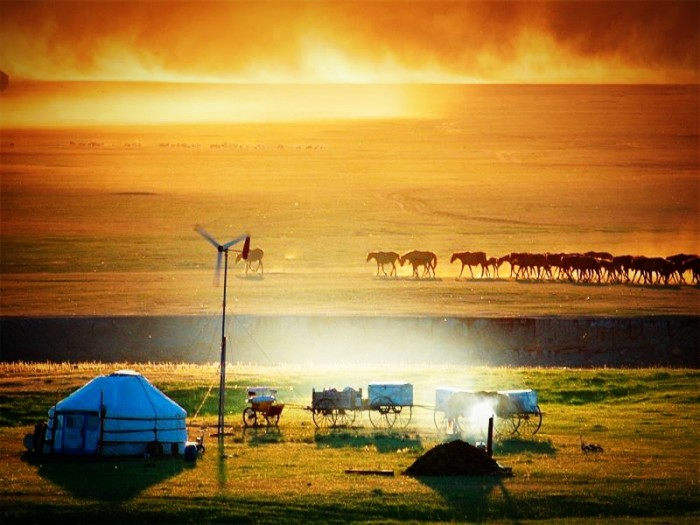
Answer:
[434,387,542,438]
[496,389,542,437]
[310,382,413,429]
[242,386,285,428]
[310,387,362,429]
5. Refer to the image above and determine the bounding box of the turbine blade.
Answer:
[214,252,222,286]
[195,224,221,249]
[222,232,249,251]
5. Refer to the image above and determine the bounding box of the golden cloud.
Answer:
[0,1,698,84]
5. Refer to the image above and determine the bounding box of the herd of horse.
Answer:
[366,250,438,278]
[235,246,699,285]
[367,250,700,286]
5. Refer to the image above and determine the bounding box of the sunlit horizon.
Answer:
[3,78,699,129]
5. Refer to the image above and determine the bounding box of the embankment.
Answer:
[1,315,698,367]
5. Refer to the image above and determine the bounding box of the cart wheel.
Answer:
[518,405,542,436]
[265,413,280,426]
[393,405,412,428]
[434,410,460,435]
[243,407,257,428]
[451,414,465,436]
[495,414,520,438]
[369,396,396,429]
[312,398,337,429]
[334,408,355,428]
[434,410,449,434]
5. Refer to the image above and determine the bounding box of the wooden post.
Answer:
[487,416,494,457]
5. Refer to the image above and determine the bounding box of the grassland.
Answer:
[1,362,698,524]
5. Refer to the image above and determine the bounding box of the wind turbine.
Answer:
[195,224,250,437]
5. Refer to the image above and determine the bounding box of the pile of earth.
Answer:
[404,440,512,477]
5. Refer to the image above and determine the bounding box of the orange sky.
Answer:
[1,0,698,85]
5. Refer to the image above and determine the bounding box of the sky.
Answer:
[1,0,698,85]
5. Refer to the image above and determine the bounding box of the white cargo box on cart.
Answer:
[247,386,277,402]
[498,389,539,413]
[368,382,413,407]
[434,386,469,413]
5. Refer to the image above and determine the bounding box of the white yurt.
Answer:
[41,370,187,456]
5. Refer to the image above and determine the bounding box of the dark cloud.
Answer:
[1,1,697,82]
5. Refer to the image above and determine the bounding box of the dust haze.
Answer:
[1,1,697,84]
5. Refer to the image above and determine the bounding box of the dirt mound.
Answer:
[404,440,511,477]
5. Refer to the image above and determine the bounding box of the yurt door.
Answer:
[61,412,100,454]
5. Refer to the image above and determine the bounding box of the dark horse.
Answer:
[367,251,400,276]
[450,251,487,278]
[400,250,437,278]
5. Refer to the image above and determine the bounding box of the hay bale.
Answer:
[404,440,511,477]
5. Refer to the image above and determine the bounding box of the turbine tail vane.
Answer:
[222,232,249,251]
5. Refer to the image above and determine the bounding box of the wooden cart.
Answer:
[494,389,542,437]
[310,387,363,429]
[433,387,542,438]
[242,386,285,428]
[310,382,414,429]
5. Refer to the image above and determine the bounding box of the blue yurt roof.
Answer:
[50,370,186,419]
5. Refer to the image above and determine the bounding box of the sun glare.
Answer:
[0,82,426,127]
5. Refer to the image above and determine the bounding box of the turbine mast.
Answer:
[195,225,250,438]
[217,248,228,436]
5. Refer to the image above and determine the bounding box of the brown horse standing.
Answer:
[682,257,700,285]
[450,251,488,278]
[400,250,437,278]
[236,248,264,275]
[367,251,400,276]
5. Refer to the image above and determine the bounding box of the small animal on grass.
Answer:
[367,251,400,276]
[196,435,205,454]
[580,435,604,453]
[236,248,264,275]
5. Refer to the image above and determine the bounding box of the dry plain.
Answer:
[1,84,698,320]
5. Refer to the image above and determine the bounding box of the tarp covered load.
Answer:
[42,370,187,456]
[368,382,413,407]
[499,389,539,413]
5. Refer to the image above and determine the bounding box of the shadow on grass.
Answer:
[410,475,521,523]
[1,395,75,427]
[165,387,248,418]
[239,425,284,445]
[547,384,648,405]
[22,452,185,501]
[494,437,557,455]
[314,429,423,453]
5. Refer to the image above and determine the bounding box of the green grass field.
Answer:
[0,363,698,524]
